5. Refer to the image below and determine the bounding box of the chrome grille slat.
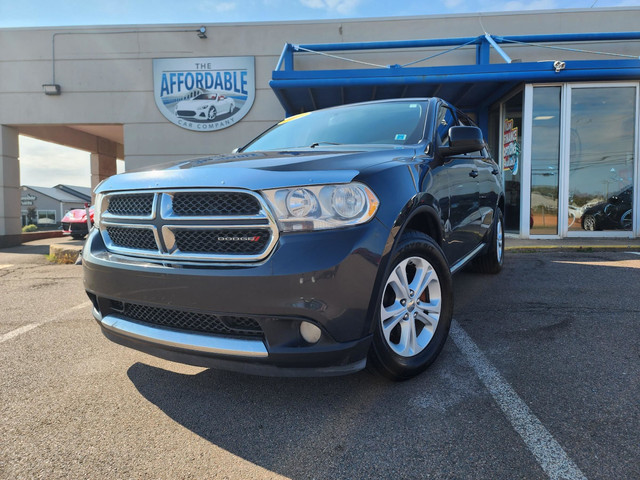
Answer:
[98,189,279,264]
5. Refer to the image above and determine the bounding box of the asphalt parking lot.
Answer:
[1,240,638,479]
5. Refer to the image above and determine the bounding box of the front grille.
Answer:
[99,189,278,263]
[121,302,263,338]
[107,194,154,216]
[174,229,270,254]
[106,227,157,250]
[176,110,196,117]
[173,192,260,216]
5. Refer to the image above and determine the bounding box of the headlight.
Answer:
[93,193,104,228]
[261,182,379,232]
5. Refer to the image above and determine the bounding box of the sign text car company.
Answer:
[153,57,255,132]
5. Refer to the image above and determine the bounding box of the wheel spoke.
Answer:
[410,261,434,299]
[397,319,418,356]
[387,264,410,298]
[381,300,404,322]
[415,309,439,333]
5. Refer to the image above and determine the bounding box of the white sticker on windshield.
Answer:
[395,134,407,141]
[410,104,418,108]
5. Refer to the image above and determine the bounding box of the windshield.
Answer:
[242,101,427,152]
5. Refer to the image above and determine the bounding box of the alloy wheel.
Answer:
[380,256,441,357]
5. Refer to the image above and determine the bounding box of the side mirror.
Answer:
[439,126,485,157]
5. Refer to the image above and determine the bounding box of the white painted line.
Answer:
[627,252,640,256]
[450,320,587,480]
[0,301,92,345]
[0,323,40,343]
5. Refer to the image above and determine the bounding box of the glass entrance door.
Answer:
[567,86,636,234]
[526,83,638,237]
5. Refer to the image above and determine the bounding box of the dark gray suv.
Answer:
[83,98,504,380]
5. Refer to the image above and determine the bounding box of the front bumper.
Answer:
[62,221,89,235]
[83,220,390,376]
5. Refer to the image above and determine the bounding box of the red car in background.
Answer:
[61,207,94,239]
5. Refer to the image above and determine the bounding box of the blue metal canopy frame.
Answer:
[270,32,640,131]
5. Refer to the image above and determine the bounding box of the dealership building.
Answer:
[1,7,639,245]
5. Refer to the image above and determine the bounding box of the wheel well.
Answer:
[403,211,442,248]
[498,195,505,214]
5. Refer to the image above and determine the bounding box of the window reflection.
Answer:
[569,87,635,232]
[530,87,561,235]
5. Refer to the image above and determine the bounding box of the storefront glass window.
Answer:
[502,93,523,233]
[37,210,56,225]
[530,87,561,235]
[569,87,635,232]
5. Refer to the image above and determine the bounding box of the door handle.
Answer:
[469,170,479,178]
[491,168,499,175]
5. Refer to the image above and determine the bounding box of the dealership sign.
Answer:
[153,57,255,132]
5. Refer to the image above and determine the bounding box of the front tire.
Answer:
[207,106,217,120]
[368,231,453,381]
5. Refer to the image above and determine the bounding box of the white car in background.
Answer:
[175,93,235,121]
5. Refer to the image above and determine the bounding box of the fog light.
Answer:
[300,321,321,344]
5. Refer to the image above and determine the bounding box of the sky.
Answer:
[4,0,640,188]
[2,0,639,28]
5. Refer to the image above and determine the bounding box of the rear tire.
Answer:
[582,214,597,231]
[471,208,504,274]
[71,234,86,240]
[368,231,453,381]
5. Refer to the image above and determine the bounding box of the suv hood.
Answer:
[96,147,416,193]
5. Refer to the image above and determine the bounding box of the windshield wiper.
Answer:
[309,142,342,148]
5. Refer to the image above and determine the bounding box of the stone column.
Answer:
[90,137,118,202]
[0,125,21,238]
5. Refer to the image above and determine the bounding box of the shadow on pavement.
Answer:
[0,244,52,255]
[127,361,418,479]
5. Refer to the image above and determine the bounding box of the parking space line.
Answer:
[0,301,92,345]
[627,252,640,256]
[450,320,587,480]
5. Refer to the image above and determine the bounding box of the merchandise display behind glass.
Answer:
[502,93,523,233]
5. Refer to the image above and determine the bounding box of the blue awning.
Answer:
[270,33,640,116]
